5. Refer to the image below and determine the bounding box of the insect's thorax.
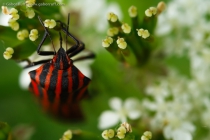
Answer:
[52,47,72,70]
[28,46,90,94]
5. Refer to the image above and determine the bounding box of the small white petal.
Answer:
[181,122,195,133]
[127,110,141,120]
[142,99,157,110]
[119,115,127,123]
[163,125,172,139]
[124,98,141,119]
[124,98,140,110]
[172,129,192,140]
[98,111,120,129]
[109,97,123,111]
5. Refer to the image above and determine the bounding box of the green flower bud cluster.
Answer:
[102,122,134,140]
[1,0,59,60]
[102,2,166,67]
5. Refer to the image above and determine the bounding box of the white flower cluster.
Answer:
[98,97,141,129]
[156,0,210,57]
[147,0,210,139]
[99,0,210,140]
[62,0,122,33]
[144,70,195,140]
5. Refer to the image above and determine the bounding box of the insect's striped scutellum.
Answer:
[28,47,90,120]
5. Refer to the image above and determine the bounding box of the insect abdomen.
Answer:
[28,62,90,120]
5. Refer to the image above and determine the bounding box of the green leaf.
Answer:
[0,26,37,59]
[0,122,10,140]
[0,26,23,47]
[12,40,37,59]
[124,133,135,140]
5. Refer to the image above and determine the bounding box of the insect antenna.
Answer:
[59,31,63,48]
[65,13,70,51]
[38,16,56,53]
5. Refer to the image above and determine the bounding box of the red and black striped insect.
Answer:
[26,14,94,121]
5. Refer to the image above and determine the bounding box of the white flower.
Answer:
[98,97,141,129]
[163,122,195,140]
[144,69,194,139]
[201,98,210,126]
[144,0,210,139]
[60,0,122,53]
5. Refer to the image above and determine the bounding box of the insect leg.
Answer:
[37,16,56,56]
[24,59,51,68]
[56,14,84,56]
[56,19,80,52]
[19,58,52,68]
[57,14,95,59]
[73,52,95,62]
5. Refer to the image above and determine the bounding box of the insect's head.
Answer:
[52,47,71,70]
[51,31,72,70]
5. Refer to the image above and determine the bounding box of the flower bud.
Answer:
[128,6,137,17]
[25,8,35,19]
[44,19,56,28]
[117,38,127,49]
[121,23,131,34]
[29,29,38,41]
[107,27,119,37]
[26,0,36,7]
[1,6,9,15]
[102,37,113,48]
[102,129,115,139]
[3,47,14,60]
[17,29,29,40]
[107,12,118,22]
[157,1,166,14]
[137,29,150,39]
[8,19,19,31]
[145,7,157,17]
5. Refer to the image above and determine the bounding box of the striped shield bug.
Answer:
[25,14,95,121]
